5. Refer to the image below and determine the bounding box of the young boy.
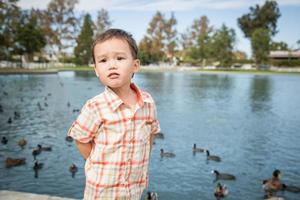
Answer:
[68,29,160,200]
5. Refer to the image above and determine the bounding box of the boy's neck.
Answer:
[110,83,137,110]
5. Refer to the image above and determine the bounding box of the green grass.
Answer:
[195,68,300,75]
[1,66,300,75]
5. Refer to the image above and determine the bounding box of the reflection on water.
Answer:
[249,76,273,112]
[0,71,300,200]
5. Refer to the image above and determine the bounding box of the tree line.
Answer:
[1,0,297,67]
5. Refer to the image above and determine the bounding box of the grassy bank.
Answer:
[1,66,300,75]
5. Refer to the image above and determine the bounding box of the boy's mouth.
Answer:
[108,72,120,78]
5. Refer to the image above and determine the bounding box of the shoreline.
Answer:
[0,190,78,200]
[1,66,300,75]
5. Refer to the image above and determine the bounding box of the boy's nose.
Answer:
[108,59,117,70]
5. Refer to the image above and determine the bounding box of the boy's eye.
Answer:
[117,57,125,61]
[99,59,106,63]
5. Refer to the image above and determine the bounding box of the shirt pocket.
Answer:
[95,122,125,145]
[137,120,153,144]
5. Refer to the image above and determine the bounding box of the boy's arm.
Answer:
[150,134,155,150]
[75,141,93,159]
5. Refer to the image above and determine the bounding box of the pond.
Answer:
[0,71,300,200]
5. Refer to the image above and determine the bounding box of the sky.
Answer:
[18,0,300,57]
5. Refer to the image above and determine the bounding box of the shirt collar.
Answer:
[104,83,153,112]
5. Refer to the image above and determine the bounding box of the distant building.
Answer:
[269,50,300,60]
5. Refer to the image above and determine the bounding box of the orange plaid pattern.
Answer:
[68,83,160,200]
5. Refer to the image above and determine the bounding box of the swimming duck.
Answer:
[73,109,80,113]
[69,163,78,177]
[37,102,44,111]
[14,111,20,119]
[156,132,164,139]
[67,102,71,107]
[263,169,286,192]
[214,182,228,199]
[65,136,73,142]
[18,139,27,148]
[1,137,8,144]
[69,163,78,173]
[212,170,236,180]
[206,150,221,162]
[33,160,44,170]
[160,149,175,158]
[7,117,12,124]
[193,143,204,153]
[32,147,42,159]
[145,191,158,200]
[5,157,26,168]
[37,144,52,151]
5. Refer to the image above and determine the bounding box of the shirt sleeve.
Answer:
[151,102,161,135]
[68,101,101,143]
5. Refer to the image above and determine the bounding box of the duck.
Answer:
[155,132,164,139]
[33,160,44,170]
[206,150,221,162]
[18,139,27,148]
[72,109,80,113]
[7,117,12,124]
[37,102,44,111]
[14,111,20,119]
[263,169,286,192]
[160,149,175,158]
[32,147,42,159]
[67,102,71,107]
[212,170,236,181]
[37,144,52,151]
[69,163,78,178]
[192,143,204,153]
[69,163,78,173]
[284,185,300,193]
[5,157,26,168]
[145,191,158,200]
[65,136,73,142]
[1,137,8,144]
[214,182,228,199]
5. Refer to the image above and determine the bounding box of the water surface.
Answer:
[0,71,300,200]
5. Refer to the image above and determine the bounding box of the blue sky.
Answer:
[19,0,300,57]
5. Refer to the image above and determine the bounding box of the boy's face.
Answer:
[93,38,140,90]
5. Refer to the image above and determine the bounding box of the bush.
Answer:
[269,59,300,67]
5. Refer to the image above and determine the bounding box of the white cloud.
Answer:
[18,0,300,11]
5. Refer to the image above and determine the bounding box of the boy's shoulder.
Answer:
[84,91,106,108]
[140,90,155,103]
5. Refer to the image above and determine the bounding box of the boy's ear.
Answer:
[94,66,99,77]
[133,59,140,73]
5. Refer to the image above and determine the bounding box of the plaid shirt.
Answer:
[68,83,160,200]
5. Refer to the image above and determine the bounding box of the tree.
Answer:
[238,1,280,65]
[46,0,79,58]
[94,8,111,38]
[251,28,271,65]
[270,41,289,51]
[14,9,46,63]
[0,0,21,60]
[164,12,177,60]
[139,11,166,64]
[238,1,281,38]
[74,14,94,65]
[181,16,213,64]
[210,24,236,67]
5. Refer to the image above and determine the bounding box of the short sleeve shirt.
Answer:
[68,83,160,200]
